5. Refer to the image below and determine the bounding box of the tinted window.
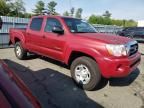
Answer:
[124,27,144,31]
[30,18,43,31]
[124,28,134,31]
[45,18,62,32]
[136,27,144,31]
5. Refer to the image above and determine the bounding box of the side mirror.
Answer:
[52,26,64,34]
[0,17,2,29]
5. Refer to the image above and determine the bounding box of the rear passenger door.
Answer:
[42,18,67,61]
[26,17,44,53]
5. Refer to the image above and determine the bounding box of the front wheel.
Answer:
[70,56,101,91]
[14,42,27,60]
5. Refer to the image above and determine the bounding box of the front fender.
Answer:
[64,46,102,65]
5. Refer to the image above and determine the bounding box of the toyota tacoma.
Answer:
[9,15,141,90]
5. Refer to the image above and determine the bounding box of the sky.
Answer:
[24,0,144,21]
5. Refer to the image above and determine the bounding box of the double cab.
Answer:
[9,15,141,90]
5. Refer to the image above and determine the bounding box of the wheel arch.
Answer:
[67,50,97,67]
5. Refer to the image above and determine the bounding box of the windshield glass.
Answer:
[63,18,97,33]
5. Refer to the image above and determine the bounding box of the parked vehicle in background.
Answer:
[117,27,144,42]
[9,15,141,90]
[0,60,41,108]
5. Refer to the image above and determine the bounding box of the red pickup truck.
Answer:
[9,15,141,90]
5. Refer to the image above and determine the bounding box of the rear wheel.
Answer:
[14,42,27,60]
[70,56,101,90]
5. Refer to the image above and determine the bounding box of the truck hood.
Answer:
[75,33,133,44]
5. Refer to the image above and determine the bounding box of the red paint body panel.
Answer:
[96,53,141,78]
[0,60,41,108]
[9,15,141,78]
[0,90,11,108]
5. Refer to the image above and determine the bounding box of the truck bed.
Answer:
[10,28,26,33]
[9,28,27,44]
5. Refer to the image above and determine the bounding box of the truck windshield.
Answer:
[63,18,97,33]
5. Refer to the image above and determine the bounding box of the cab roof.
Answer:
[31,15,81,20]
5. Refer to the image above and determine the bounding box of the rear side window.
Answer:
[137,27,144,31]
[124,28,133,31]
[30,18,43,31]
[45,18,62,32]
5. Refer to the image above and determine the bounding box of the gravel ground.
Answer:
[0,43,144,108]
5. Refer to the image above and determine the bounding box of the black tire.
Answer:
[14,42,27,60]
[70,56,101,91]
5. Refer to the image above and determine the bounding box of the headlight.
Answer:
[106,44,130,57]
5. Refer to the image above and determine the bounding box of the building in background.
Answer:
[0,16,29,48]
[138,20,144,27]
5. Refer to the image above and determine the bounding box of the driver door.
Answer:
[42,18,67,61]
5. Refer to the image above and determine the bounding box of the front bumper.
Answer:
[98,53,141,78]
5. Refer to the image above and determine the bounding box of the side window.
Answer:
[30,18,43,31]
[64,19,76,32]
[45,18,62,32]
[76,22,89,32]
[137,28,144,31]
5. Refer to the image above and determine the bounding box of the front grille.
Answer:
[129,43,138,56]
